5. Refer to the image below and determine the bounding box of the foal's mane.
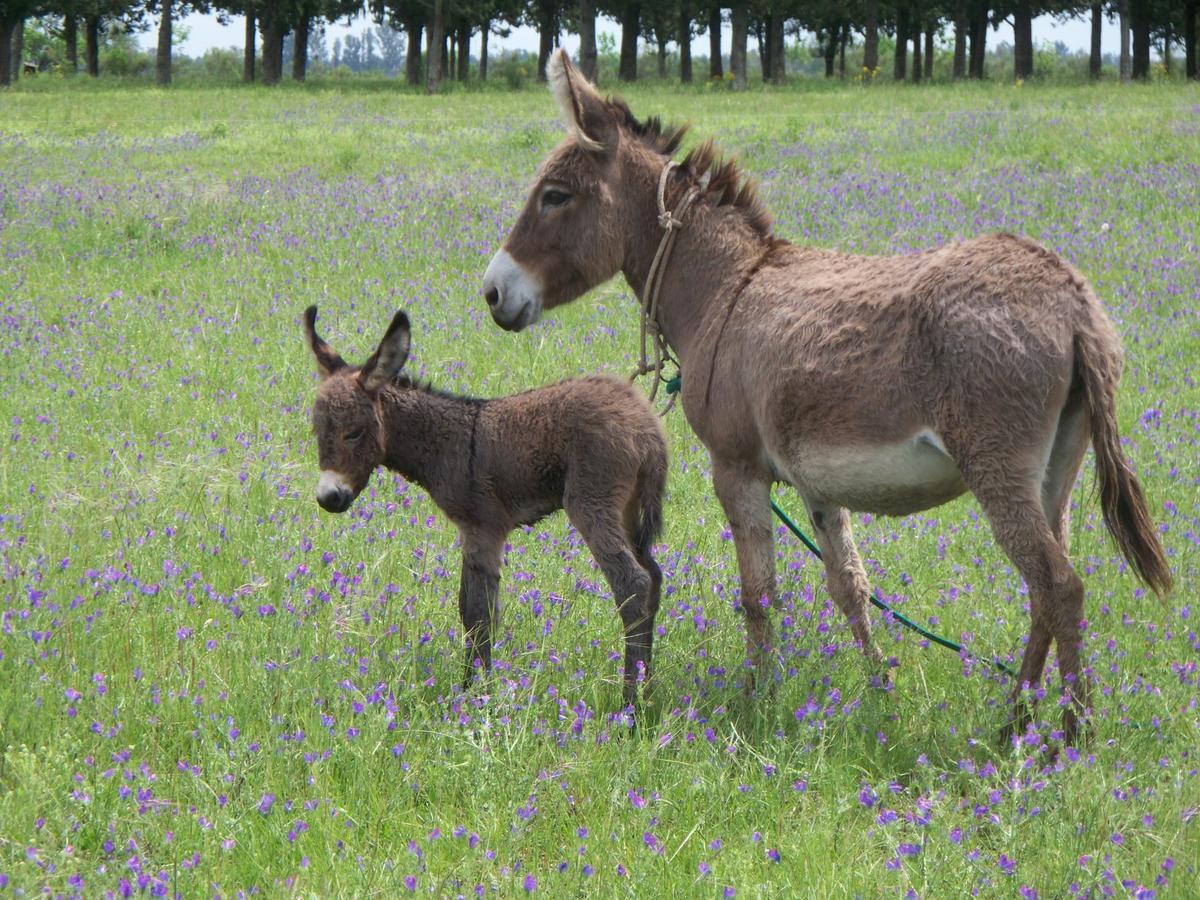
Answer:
[607,97,774,239]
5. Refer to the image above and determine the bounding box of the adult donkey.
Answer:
[481,51,1172,742]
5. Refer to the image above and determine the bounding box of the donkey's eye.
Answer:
[541,188,571,209]
[345,429,365,442]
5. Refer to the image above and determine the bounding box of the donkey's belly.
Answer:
[782,431,967,516]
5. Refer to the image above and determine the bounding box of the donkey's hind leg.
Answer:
[569,492,655,710]
[1041,389,1089,552]
[970,480,1088,746]
[804,500,889,683]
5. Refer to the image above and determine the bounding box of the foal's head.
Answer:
[481,50,685,331]
[303,306,411,513]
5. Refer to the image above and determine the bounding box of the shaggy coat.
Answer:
[304,307,668,707]
[480,50,1172,743]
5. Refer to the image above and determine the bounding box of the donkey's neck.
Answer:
[376,384,480,492]
[620,159,776,368]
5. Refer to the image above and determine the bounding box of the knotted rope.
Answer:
[633,161,699,409]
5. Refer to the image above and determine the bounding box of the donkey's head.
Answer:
[303,306,411,513]
[481,50,685,331]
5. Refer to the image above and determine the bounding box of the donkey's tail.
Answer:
[633,449,667,560]
[1074,330,1173,597]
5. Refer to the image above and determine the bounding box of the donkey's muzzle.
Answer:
[482,249,542,332]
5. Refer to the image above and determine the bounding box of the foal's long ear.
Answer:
[547,50,615,154]
[304,306,347,378]
[360,310,411,394]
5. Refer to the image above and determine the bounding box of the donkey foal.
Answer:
[303,307,668,708]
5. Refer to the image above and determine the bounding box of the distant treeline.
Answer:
[2,2,1197,89]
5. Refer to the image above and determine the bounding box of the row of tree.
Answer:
[3,1,1198,88]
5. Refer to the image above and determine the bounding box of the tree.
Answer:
[1185,0,1196,78]
[1,2,42,87]
[730,0,747,87]
[707,2,721,77]
[863,0,880,73]
[143,1,214,85]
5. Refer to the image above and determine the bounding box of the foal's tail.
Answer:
[633,447,667,560]
[1074,328,1173,597]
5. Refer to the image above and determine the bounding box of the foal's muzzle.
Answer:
[316,471,355,514]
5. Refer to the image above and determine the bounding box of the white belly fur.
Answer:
[777,430,966,516]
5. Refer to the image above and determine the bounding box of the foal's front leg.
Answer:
[457,527,505,689]
[712,461,777,691]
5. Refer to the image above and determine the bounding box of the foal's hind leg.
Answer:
[623,496,663,694]
[971,481,1088,745]
[804,500,888,682]
[569,492,655,710]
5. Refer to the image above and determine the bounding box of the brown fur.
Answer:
[303,307,668,709]
[489,51,1173,744]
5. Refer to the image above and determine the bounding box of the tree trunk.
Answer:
[1162,26,1171,76]
[579,0,597,80]
[894,4,909,81]
[968,2,986,79]
[479,21,489,80]
[678,2,692,82]
[156,1,172,85]
[1186,0,1197,79]
[85,15,100,77]
[0,21,12,88]
[1013,1,1033,79]
[65,15,79,73]
[911,21,922,83]
[863,0,879,74]
[457,25,469,80]
[924,24,934,79]
[441,33,450,79]
[774,12,786,82]
[657,34,667,78]
[260,7,284,85]
[953,1,966,78]
[618,2,639,82]
[709,5,722,78]
[1089,3,1102,78]
[757,22,768,81]
[729,2,747,88]
[764,13,784,84]
[448,31,455,78]
[1131,1,1150,79]
[405,19,422,85]
[822,28,836,77]
[244,11,256,83]
[11,18,23,82]
[426,0,443,92]
[1118,0,1131,82]
[292,14,309,81]
[838,24,848,78]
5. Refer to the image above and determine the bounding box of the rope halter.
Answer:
[633,161,700,410]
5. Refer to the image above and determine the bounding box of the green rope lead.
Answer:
[663,373,1017,679]
[768,498,1018,678]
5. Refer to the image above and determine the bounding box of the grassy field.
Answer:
[1,77,1198,897]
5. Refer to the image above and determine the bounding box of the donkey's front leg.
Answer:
[712,461,777,693]
[804,500,890,686]
[457,528,505,689]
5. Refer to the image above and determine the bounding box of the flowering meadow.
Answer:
[1,81,1197,897]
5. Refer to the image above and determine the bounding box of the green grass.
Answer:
[0,78,1197,897]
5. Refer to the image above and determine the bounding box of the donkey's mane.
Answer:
[679,140,774,238]
[607,98,772,239]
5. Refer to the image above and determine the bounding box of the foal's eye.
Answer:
[541,188,571,209]
[345,429,365,442]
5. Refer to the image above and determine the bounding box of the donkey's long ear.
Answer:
[360,310,411,394]
[304,306,347,378]
[547,50,614,153]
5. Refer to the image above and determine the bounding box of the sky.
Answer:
[152,11,1120,64]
